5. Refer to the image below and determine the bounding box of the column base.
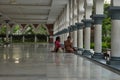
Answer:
[78,48,84,51]
[91,52,104,59]
[82,50,92,55]
[76,48,84,54]
[106,57,120,65]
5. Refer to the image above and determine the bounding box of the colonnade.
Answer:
[0,23,50,43]
[53,0,120,64]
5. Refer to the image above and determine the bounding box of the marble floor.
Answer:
[0,43,120,80]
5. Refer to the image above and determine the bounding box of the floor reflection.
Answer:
[0,43,119,80]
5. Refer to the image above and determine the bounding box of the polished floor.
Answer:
[0,43,120,80]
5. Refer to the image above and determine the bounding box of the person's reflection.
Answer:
[54,53,60,66]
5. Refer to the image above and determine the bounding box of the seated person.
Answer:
[64,36,75,53]
[54,36,63,52]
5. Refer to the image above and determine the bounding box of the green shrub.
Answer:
[102,42,108,48]
[90,43,94,49]
[90,42,111,49]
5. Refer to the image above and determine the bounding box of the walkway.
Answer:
[0,43,120,80]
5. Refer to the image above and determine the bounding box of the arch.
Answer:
[35,24,49,35]
[11,24,23,35]
[0,23,10,35]
[22,24,36,34]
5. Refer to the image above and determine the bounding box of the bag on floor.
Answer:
[58,48,63,53]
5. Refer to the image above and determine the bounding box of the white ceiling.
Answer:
[0,0,68,24]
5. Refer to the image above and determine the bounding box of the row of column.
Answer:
[5,35,49,43]
[1,21,50,43]
[54,0,120,64]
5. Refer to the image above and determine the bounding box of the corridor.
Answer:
[0,43,120,80]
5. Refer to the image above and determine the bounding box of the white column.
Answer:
[47,36,49,43]
[77,0,84,49]
[78,28,83,48]
[73,31,77,47]
[72,0,77,47]
[107,0,120,64]
[111,20,120,57]
[61,34,64,44]
[70,0,73,39]
[111,0,120,57]
[23,36,25,43]
[94,0,104,53]
[94,24,102,53]
[5,20,10,43]
[34,35,37,43]
[84,28,90,49]
[84,0,93,50]
[66,1,70,37]
[10,36,12,43]
[53,21,58,42]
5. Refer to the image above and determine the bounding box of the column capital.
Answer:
[85,0,93,7]
[62,28,69,34]
[82,19,93,27]
[75,22,84,29]
[91,14,105,24]
[109,6,120,20]
[71,25,77,31]
[68,26,72,32]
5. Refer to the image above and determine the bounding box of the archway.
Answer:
[23,24,35,42]
[35,24,49,42]
[11,24,23,42]
[0,24,10,42]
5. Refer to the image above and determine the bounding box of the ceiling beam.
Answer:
[12,18,47,20]
[0,4,51,9]
[0,3,51,6]
[16,21,46,24]
[3,13,49,17]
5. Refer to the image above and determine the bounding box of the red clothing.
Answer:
[54,40,61,52]
[55,41,61,49]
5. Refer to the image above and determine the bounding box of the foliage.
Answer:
[13,25,21,34]
[90,42,94,49]
[25,25,35,34]
[37,24,48,35]
[90,42,111,50]
[102,3,111,43]
[0,25,6,34]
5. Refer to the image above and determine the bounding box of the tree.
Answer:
[25,25,35,34]
[102,3,111,48]
[102,4,111,42]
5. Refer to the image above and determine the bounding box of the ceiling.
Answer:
[0,0,68,24]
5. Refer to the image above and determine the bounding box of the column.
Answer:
[77,0,84,50]
[82,0,93,55]
[34,35,37,43]
[22,35,25,43]
[76,23,84,51]
[91,0,105,59]
[10,35,12,43]
[66,1,70,38]
[107,0,120,64]
[72,0,77,47]
[53,21,58,42]
[47,35,49,43]
[69,0,74,39]
[4,20,10,43]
